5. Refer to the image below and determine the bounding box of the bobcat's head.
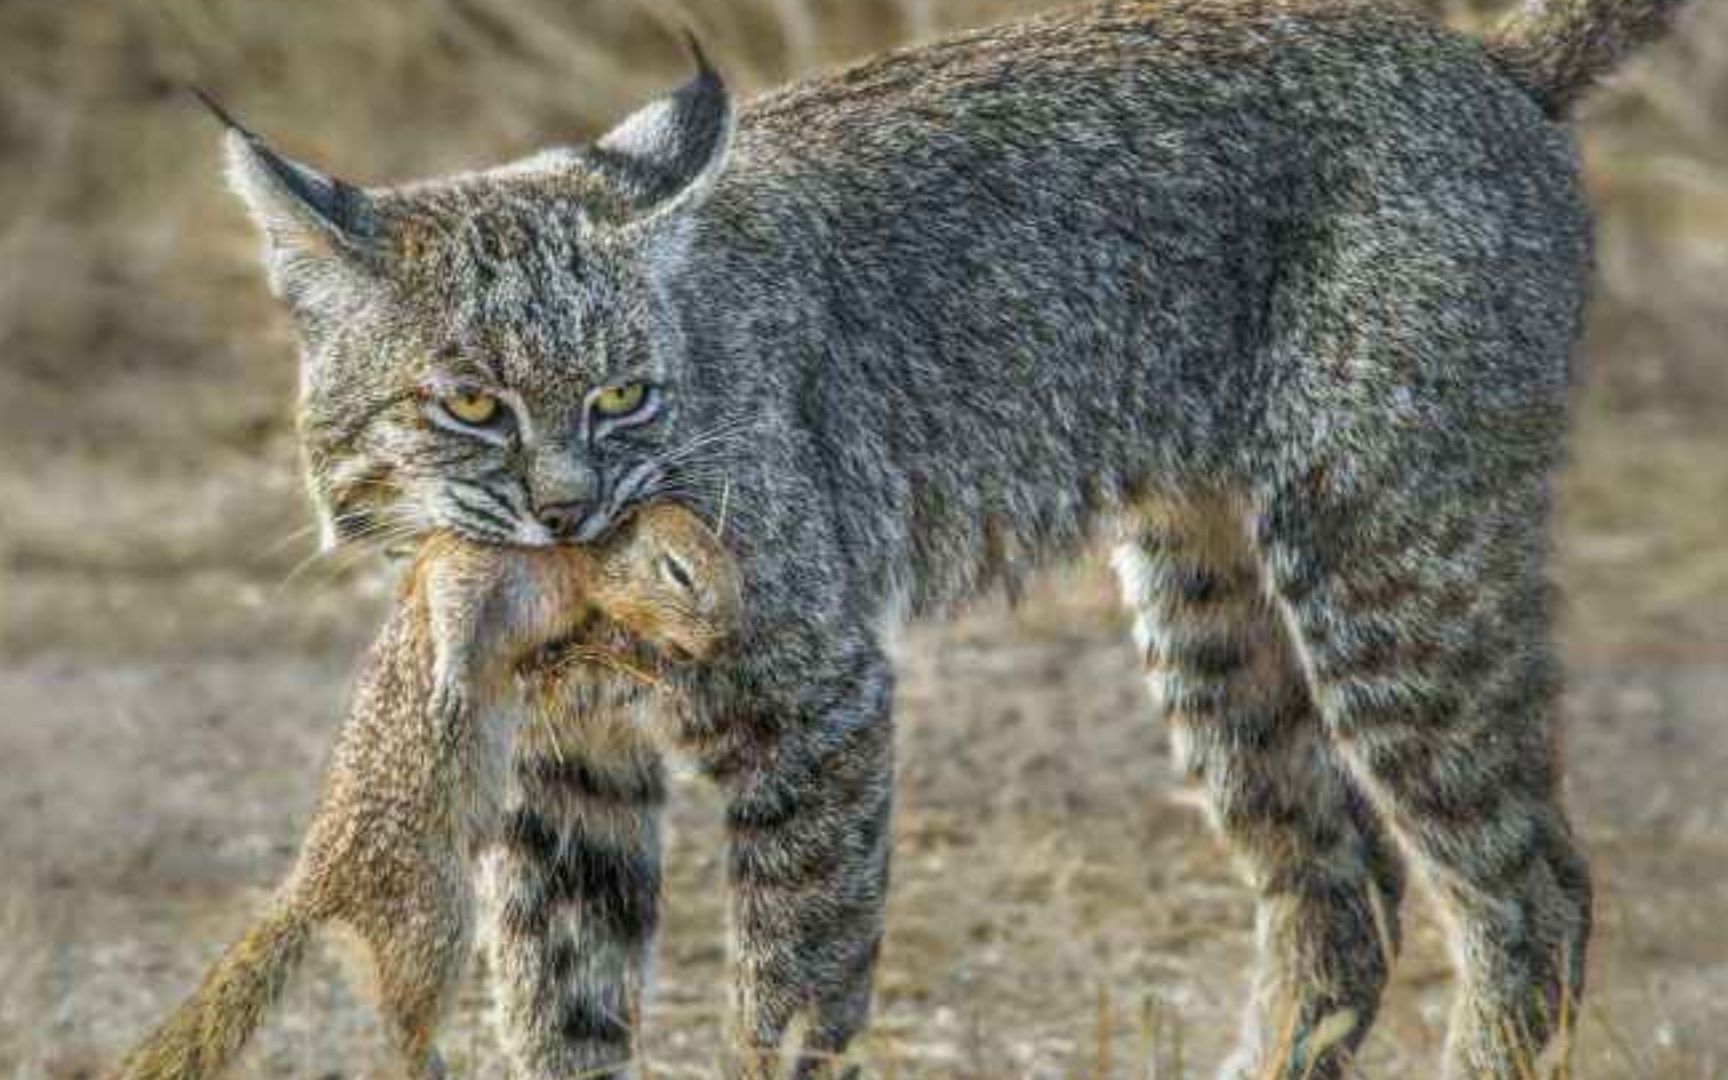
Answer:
[215,52,733,550]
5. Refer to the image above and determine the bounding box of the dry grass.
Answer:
[2,1,1726,1078]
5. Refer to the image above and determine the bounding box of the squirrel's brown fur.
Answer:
[113,504,740,1080]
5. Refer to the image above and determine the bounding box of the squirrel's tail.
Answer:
[113,903,312,1080]
[1484,0,1691,117]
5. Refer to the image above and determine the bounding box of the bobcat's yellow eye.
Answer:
[592,382,648,418]
[441,391,501,426]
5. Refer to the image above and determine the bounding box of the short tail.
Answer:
[1484,0,1692,116]
[112,904,311,1080]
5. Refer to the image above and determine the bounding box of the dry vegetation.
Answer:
[1,1,1725,1078]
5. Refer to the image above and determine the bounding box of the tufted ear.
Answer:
[588,39,735,223]
[197,90,383,298]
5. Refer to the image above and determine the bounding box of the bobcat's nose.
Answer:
[536,502,592,541]
[528,447,600,539]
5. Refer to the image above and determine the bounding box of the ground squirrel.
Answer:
[113,503,740,1080]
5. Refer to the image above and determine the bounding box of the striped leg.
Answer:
[1259,467,1591,1079]
[1116,495,1404,1080]
[701,646,895,1079]
[483,728,666,1080]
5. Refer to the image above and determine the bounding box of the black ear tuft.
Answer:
[683,30,717,80]
[191,85,251,136]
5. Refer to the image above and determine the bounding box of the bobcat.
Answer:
[113,504,741,1080]
[208,0,1686,1075]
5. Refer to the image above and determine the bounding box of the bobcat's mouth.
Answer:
[569,461,668,545]
[315,465,415,552]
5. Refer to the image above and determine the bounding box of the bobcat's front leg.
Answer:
[483,727,667,1080]
[706,650,895,1079]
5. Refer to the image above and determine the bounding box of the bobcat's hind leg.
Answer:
[1116,494,1404,1080]
[1259,466,1591,1080]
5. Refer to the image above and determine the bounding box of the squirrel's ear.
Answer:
[590,39,734,223]
[197,91,384,295]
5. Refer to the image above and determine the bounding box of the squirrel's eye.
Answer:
[658,552,696,593]
[441,391,501,426]
[592,382,648,418]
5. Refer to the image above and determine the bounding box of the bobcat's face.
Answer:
[215,60,732,551]
[291,187,679,551]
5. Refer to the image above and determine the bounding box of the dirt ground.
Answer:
[3,1,1728,1078]
[4,526,1728,1080]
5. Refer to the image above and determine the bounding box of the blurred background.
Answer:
[1,1,1724,1076]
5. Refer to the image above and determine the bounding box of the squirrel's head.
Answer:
[203,47,734,555]
[588,502,742,663]
[414,501,740,689]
